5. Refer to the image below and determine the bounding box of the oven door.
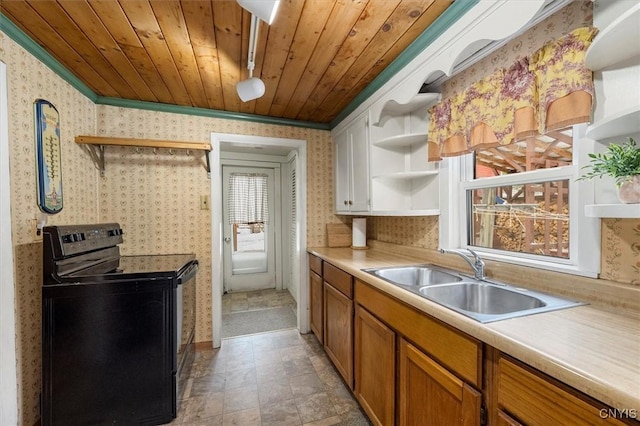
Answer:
[175,261,197,401]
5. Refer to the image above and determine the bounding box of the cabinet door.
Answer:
[334,129,351,213]
[354,305,395,426]
[309,270,323,343]
[399,338,481,426]
[349,113,370,212]
[324,282,354,389]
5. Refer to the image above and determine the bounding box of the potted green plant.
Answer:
[580,137,640,204]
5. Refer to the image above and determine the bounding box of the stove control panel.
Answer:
[44,223,124,259]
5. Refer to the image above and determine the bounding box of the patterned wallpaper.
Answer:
[95,105,336,344]
[1,1,637,424]
[601,219,640,285]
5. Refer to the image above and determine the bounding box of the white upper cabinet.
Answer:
[334,112,370,215]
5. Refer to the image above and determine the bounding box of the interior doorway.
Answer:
[210,133,308,348]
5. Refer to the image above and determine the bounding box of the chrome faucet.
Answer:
[440,248,486,280]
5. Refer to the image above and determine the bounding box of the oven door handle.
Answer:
[178,261,198,285]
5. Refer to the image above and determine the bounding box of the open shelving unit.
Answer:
[374,93,441,126]
[75,135,212,177]
[583,5,640,218]
[585,4,640,71]
[369,93,440,216]
[584,204,640,219]
[372,133,427,149]
[585,106,640,140]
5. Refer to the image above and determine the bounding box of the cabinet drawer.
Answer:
[355,279,481,388]
[324,262,353,298]
[309,254,322,276]
[498,356,629,426]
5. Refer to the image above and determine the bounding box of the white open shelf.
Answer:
[586,105,640,140]
[377,93,441,121]
[373,133,428,149]
[370,209,440,216]
[372,170,438,180]
[585,3,640,71]
[585,204,640,218]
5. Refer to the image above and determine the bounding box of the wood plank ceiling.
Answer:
[1,0,454,125]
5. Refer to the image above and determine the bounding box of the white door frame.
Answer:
[0,61,19,425]
[210,133,308,348]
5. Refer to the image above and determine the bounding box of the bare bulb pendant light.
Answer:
[236,14,266,102]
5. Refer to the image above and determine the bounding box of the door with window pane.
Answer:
[222,166,276,292]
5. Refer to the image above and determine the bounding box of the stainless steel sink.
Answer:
[419,282,546,314]
[368,265,462,287]
[362,265,584,322]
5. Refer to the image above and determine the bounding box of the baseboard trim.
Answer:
[194,341,213,350]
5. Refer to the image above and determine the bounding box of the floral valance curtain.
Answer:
[428,27,598,160]
[228,173,269,224]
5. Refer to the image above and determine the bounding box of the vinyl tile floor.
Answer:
[221,289,298,338]
[171,328,372,426]
[222,289,297,314]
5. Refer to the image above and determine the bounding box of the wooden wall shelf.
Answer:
[75,135,211,177]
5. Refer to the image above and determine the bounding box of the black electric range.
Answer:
[42,223,198,426]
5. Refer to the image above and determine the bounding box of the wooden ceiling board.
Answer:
[59,0,158,101]
[90,0,175,104]
[149,1,208,107]
[181,1,225,111]
[267,0,335,117]
[27,0,138,99]
[212,0,244,112]
[313,0,440,122]
[1,0,120,97]
[1,0,455,125]
[319,0,451,122]
[253,0,306,117]
[119,0,191,106]
[296,0,403,122]
[281,0,369,120]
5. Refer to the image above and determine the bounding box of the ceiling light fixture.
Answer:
[236,0,280,25]
[236,14,265,102]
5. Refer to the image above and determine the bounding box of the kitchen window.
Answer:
[440,124,600,277]
[433,27,601,277]
[469,129,573,259]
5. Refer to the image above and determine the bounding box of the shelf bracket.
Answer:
[85,144,105,177]
[204,150,211,179]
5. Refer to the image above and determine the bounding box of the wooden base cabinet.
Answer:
[354,305,395,426]
[354,280,483,426]
[399,338,481,426]
[497,356,633,426]
[324,281,354,389]
[309,261,323,343]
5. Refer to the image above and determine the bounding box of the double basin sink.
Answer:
[363,265,583,323]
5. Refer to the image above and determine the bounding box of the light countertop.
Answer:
[308,246,640,413]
